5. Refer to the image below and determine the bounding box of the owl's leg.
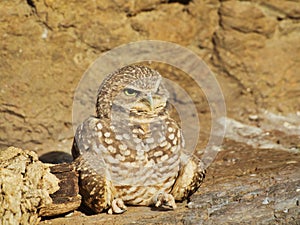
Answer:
[171,155,205,201]
[153,191,177,209]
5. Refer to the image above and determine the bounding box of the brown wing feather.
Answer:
[171,155,206,201]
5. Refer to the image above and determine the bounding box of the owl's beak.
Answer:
[146,93,154,111]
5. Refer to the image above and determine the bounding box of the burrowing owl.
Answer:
[72,65,205,214]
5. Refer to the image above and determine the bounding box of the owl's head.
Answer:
[96,65,169,123]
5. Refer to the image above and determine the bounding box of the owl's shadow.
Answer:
[39,151,73,164]
[76,204,174,215]
[150,205,175,212]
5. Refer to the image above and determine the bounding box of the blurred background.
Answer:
[0,0,299,155]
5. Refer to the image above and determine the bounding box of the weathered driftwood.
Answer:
[39,162,81,217]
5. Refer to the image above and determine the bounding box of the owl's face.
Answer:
[112,76,169,122]
[96,65,170,123]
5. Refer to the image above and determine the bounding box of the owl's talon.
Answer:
[153,192,177,209]
[108,198,127,214]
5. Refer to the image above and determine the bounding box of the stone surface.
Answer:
[0,147,59,225]
[0,0,299,152]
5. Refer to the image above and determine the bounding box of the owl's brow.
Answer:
[124,78,161,93]
[123,85,140,92]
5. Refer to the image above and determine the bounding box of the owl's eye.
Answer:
[124,88,139,96]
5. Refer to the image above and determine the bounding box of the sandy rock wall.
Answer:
[0,0,299,153]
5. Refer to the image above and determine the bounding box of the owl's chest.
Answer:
[97,119,182,185]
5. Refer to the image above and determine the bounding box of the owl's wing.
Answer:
[172,129,206,200]
[171,154,205,201]
[72,116,109,177]
[71,117,118,213]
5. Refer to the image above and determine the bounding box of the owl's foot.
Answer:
[153,192,177,209]
[107,198,127,214]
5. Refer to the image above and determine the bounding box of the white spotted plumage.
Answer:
[72,65,205,214]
